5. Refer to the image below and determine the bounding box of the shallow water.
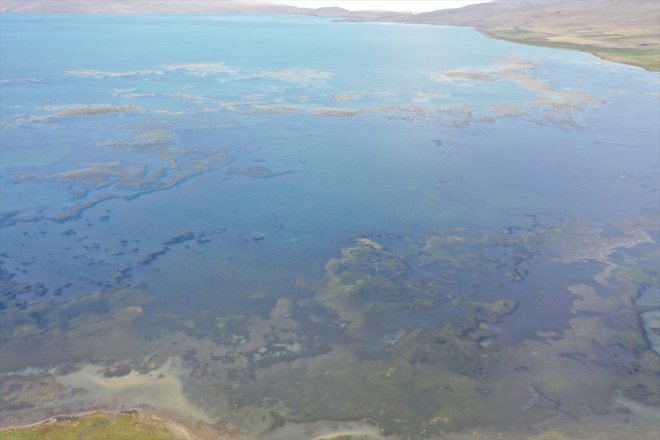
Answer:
[0,13,659,439]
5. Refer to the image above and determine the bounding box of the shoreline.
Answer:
[478,29,659,71]
[0,408,223,440]
[1,9,658,72]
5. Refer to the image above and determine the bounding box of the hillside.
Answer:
[0,0,401,19]
[408,0,660,70]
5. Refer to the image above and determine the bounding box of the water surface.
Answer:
[1,13,659,439]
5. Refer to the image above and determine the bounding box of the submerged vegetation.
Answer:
[1,212,658,439]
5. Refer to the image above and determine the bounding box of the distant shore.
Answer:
[360,0,660,71]
[1,0,658,71]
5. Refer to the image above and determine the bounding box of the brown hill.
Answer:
[408,0,660,70]
[0,0,303,13]
[0,0,401,18]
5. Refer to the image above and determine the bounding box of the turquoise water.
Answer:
[0,13,659,439]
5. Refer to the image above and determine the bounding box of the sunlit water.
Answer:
[0,13,659,439]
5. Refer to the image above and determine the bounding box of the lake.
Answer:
[0,13,658,439]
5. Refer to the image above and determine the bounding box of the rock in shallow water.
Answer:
[640,310,660,354]
[270,297,296,319]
